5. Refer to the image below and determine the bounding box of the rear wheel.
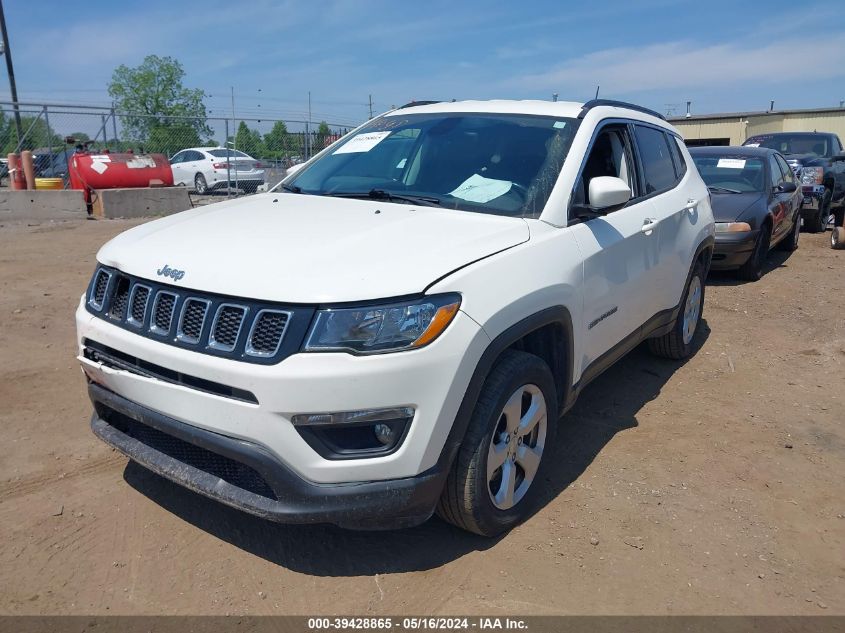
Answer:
[648,260,704,360]
[777,213,800,252]
[832,227,845,250]
[194,173,208,195]
[437,350,557,537]
[737,224,771,281]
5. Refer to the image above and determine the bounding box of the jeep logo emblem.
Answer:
[156,264,185,281]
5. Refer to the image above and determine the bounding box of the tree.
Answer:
[263,121,290,157]
[316,121,331,149]
[146,124,201,156]
[234,121,263,157]
[108,55,211,145]
[1,114,62,154]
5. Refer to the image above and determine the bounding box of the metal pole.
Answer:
[231,86,238,194]
[43,105,52,161]
[368,94,373,119]
[0,0,22,143]
[13,108,43,153]
[111,107,118,150]
[225,118,231,198]
[307,91,312,160]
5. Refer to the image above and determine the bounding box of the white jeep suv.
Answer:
[77,99,714,536]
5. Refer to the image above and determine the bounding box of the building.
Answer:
[668,106,845,147]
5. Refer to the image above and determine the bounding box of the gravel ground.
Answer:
[0,216,842,615]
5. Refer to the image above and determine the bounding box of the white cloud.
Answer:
[514,34,845,95]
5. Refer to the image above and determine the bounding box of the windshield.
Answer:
[692,155,765,192]
[284,112,579,218]
[207,149,250,158]
[744,134,829,157]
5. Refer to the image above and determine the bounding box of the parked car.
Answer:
[33,148,76,183]
[169,147,265,194]
[742,132,845,233]
[77,99,714,536]
[690,146,802,280]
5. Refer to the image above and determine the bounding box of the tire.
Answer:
[832,227,845,250]
[437,350,558,537]
[805,190,830,233]
[648,260,705,360]
[776,213,800,252]
[194,173,208,195]
[834,207,845,231]
[736,224,771,282]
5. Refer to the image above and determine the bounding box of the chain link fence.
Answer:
[0,101,353,198]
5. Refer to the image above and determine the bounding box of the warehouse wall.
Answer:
[671,108,845,146]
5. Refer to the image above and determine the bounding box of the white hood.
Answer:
[96,193,530,303]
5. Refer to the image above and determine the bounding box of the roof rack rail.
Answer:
[398,100,441,109]
[578,99,666,121]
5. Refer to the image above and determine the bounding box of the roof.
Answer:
[387,99,586,118]
[688,145,776,157]
[669,106,845,122]
[387,99,669,127]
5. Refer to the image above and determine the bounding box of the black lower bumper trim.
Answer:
[88,383,444,529]
[711,231,758,270]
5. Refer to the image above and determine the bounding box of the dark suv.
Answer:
[742,132,845,232]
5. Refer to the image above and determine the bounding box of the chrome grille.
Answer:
[247,310,290,357]
[85,266,299,364]
[128,285,150,327]
[151,291,177,335]
[89,269,112,310]
[210,304,247,351]
[177,298,210,344]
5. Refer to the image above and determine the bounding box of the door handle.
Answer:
[684,198,699,212]
[641,218,658,234]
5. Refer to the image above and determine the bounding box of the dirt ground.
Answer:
[0,216,843,616]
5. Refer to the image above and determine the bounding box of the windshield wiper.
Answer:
[281,184,302,193]
[323,189,441,206]
[708,186,742,194]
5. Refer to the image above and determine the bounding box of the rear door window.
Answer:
[633,125,677,194]
[667,135,687,180]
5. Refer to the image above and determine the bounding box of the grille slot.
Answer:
[108,276,131,321]
[209,304,247,351]
[151,291,178,335]
[127,285,151,327]
[177,298,210,344]
[89,269,112,311]
[246,310,290,357]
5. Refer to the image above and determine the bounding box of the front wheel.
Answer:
[437,350,557,537]
[736,225,771,282]
[648,260,705,360]
[805,191,830,233]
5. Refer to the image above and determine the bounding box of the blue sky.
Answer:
[3,0,845,128]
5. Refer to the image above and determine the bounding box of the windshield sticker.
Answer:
[744,143,760,148]
[553,121,568,129]
[333,131,391,155]
[716,158,747,169]
[450,174,513,203]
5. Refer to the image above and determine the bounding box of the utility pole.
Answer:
[0,0,22,142]
[307,90,312,159]
[368,94,374,119]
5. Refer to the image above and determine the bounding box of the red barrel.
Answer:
[69,152,174,203]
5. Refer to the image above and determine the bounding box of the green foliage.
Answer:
[0,113,63,154]
[234,121,263,157]
[108,55,211,143]
[146,125,201,156]
[263,120,289,155]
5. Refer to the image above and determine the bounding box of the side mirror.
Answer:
[285,162,306,177]
[832,152,845,162]
[777,181,797,193]
[588,176,632,211]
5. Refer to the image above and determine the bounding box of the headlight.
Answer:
[801,166,824,185]
[303,294,461,354]
[715,222,752,233]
